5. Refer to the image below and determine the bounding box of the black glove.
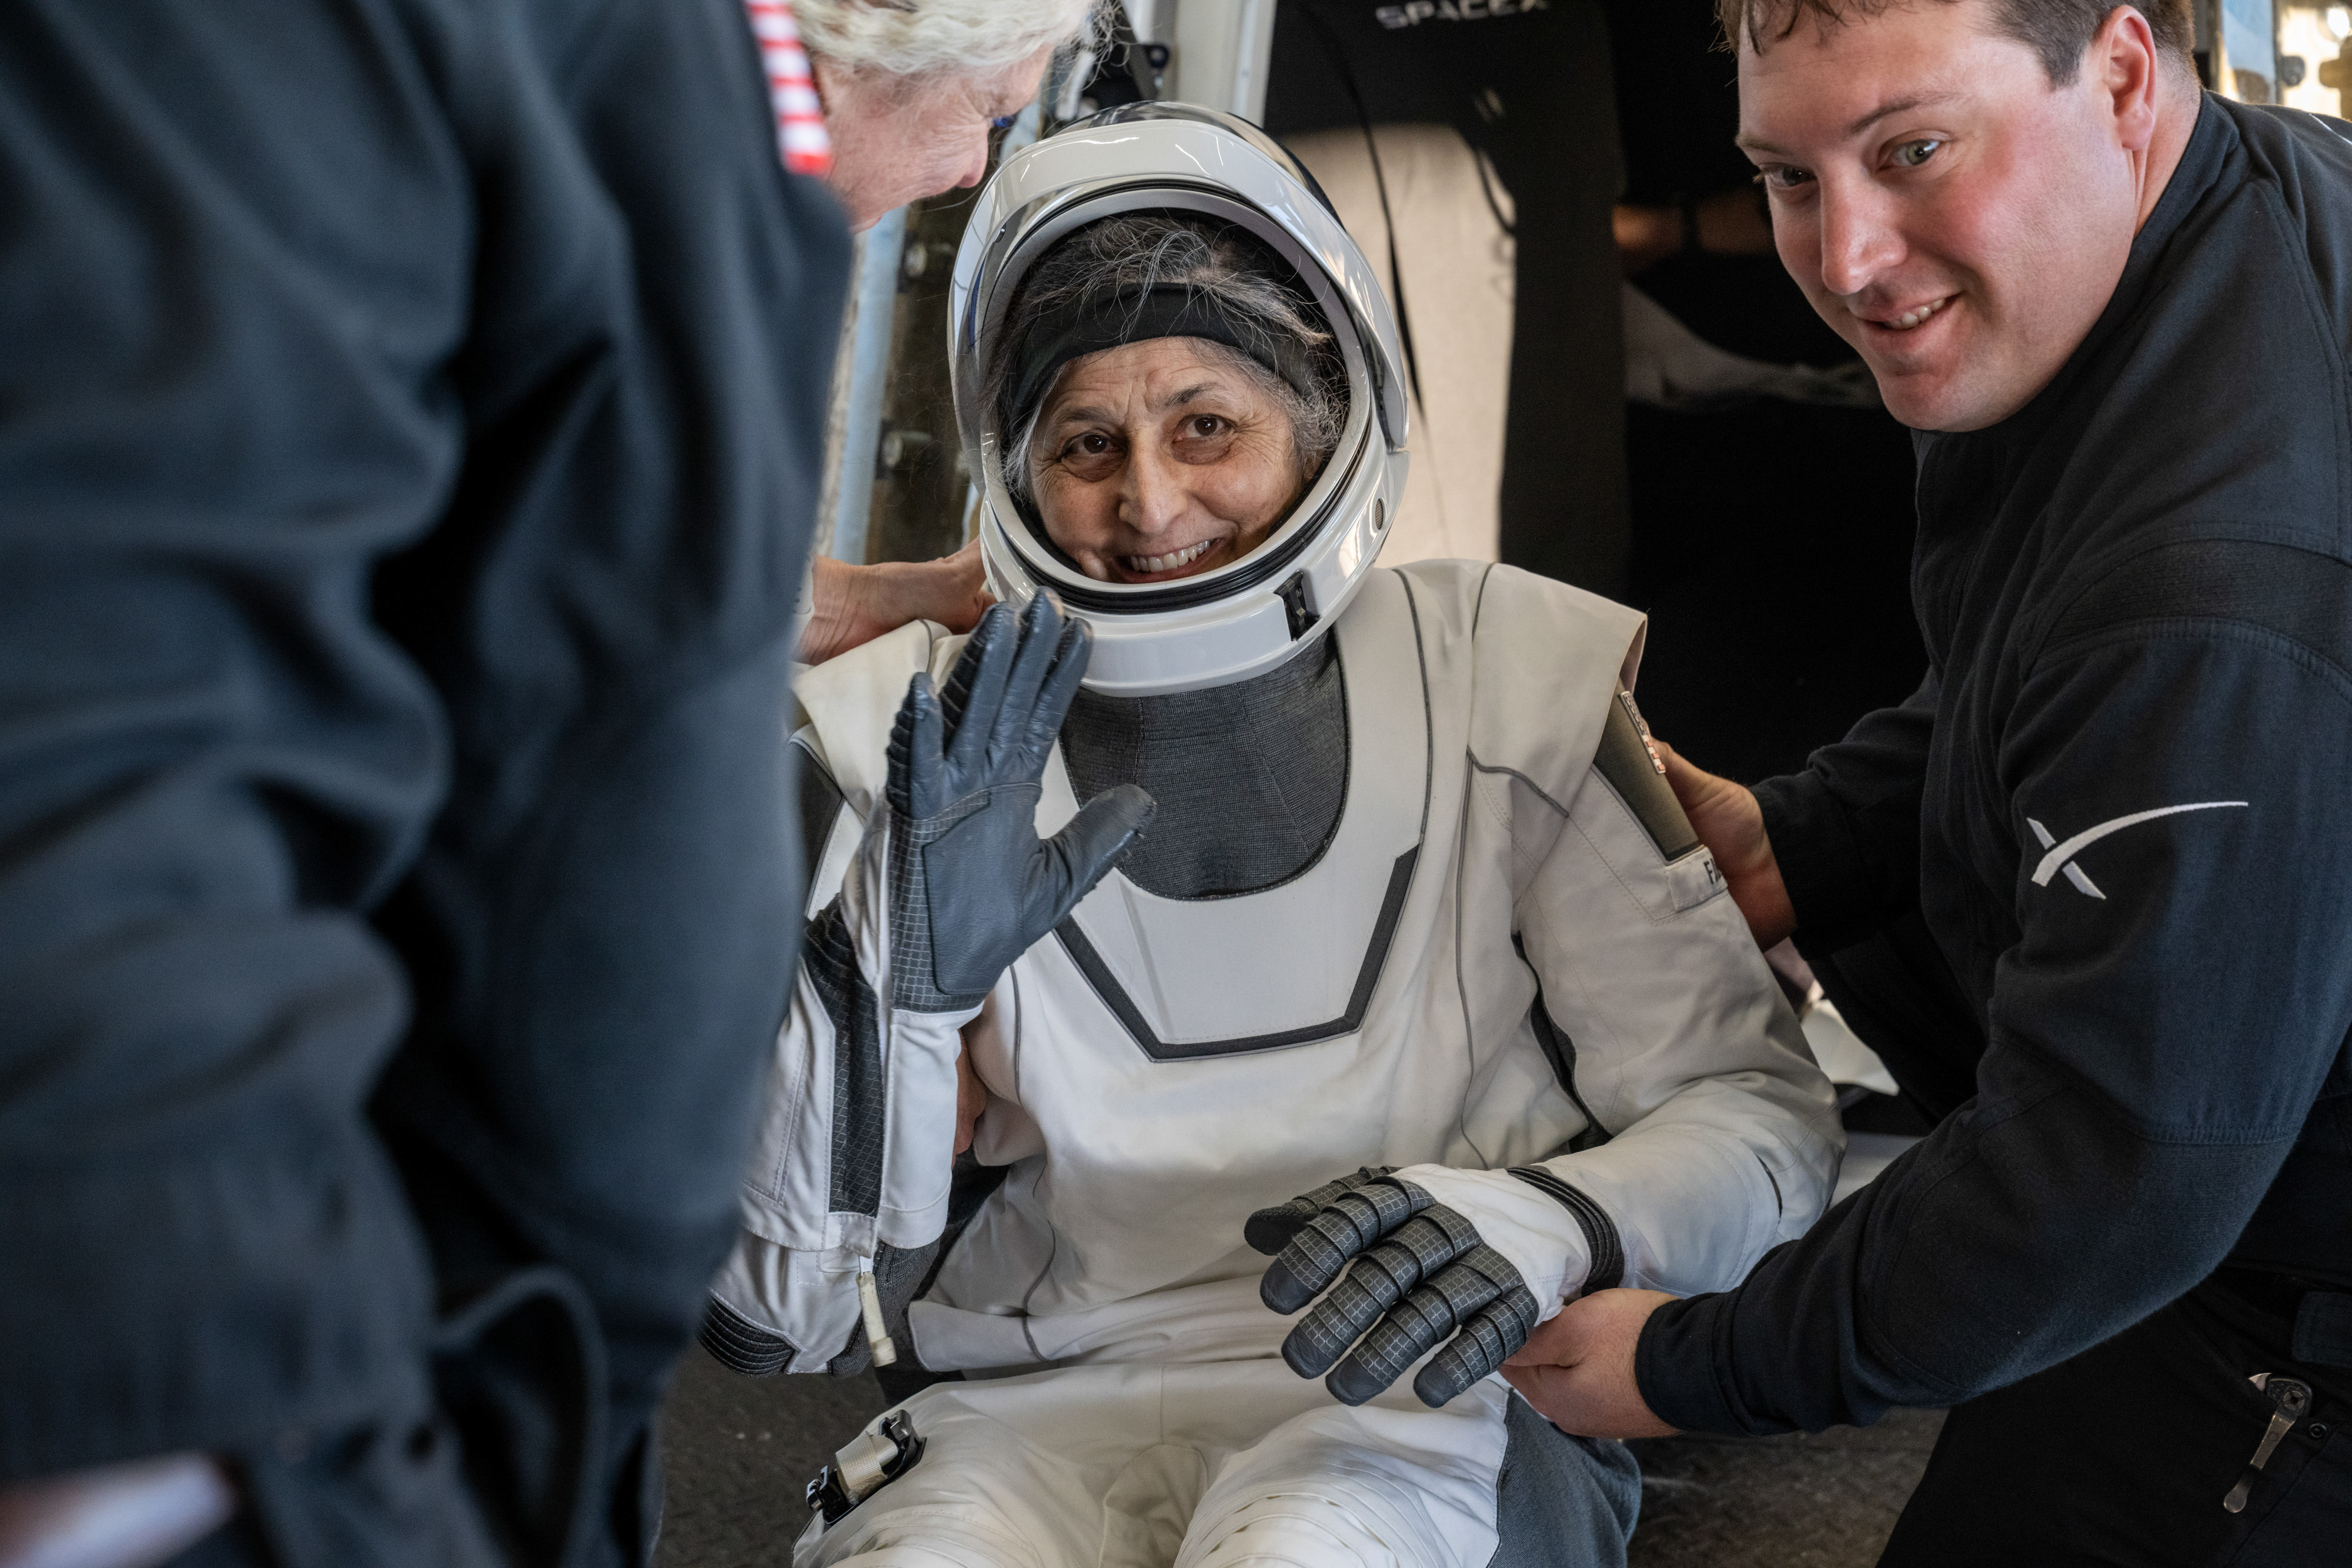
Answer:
[1248,1168,1541,1409]
[883,593,1154,1010]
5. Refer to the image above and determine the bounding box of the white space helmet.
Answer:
[949,104,1409,697]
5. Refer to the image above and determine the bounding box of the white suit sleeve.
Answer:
[710,740,977,1373]
[1509,730,1844,1299]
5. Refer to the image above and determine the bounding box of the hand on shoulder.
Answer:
[802,540,993,665]
[1650,738,1796,949]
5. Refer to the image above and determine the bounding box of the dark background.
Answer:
[1603,0,1927,786]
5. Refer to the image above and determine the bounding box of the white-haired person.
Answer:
[709,108,1839,1568]
[789,0,1112,665]
[0,2,1094,1567]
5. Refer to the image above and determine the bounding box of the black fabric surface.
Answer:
[807,910,886,1223]
[790,747,888,1226]
[1598,0,1750,210]
[1805,912,1984,1126]
[1602,0,1926,789]
[1622,397,1926,790]
[1061,637,1347,901]
[700,1299,794,1380]
[794,737,850,879]
[0,0,850,1559]
[1877,1273,2351,1566]
[1639,97,2352,1439]
[1003,282,1325,429]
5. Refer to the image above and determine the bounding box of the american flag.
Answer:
[744,0,833,176]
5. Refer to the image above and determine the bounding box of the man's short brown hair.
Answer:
[1715,1,2196,85]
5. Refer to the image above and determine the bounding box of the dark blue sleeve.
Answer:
[0,0,485,1477]
[1752,670,1939,953]
[1638,628,2352,1433]
[0,0,848,1509]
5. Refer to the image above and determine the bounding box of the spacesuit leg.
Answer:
[797,1366,1210,1568]
[800,1363,1615,1568]
[1175,1377,1516,1568]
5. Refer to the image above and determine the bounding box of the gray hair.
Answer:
[793,0,1107,79]
[991,215,1349,505]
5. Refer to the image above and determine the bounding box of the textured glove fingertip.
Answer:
[1325,1355,1394,1407]
[1411,1290,1538,1409]
[1411,1350,1481,1409]
[1245,1206,1308,1256]
[1280,1320,1338,1382]
[1260,1256,1317,1314]
[1282,1299,1372,1379]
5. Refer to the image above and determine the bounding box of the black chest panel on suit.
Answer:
[1059,636,1349,901]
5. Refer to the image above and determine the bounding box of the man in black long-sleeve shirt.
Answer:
[1505,2,2352,1560]
[0,0,848,1561]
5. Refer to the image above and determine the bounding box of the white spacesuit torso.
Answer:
[723,106,1840,1568]
[736,560,1840,1387]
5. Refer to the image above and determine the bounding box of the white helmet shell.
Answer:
[949,104,1410,697]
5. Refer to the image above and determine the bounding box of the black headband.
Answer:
[1004,283,1325,426]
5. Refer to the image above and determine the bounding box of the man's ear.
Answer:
[2096,4,2167,154]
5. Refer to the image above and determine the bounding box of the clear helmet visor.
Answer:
[950,105,1410,696]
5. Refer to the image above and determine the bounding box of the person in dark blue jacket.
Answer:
[0,0,1081,1563]
[1504,2,2352,1563]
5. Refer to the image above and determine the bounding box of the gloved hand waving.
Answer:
[883,593,1154,1011]
[1248,1164,1595,1409]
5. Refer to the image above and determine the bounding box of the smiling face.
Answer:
[1027,337,1309,584]
[1738,1,2184,430]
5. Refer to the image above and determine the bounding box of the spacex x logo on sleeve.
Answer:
[2024,801,2249,899]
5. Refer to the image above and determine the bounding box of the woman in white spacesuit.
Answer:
[707,106,1842,1568]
